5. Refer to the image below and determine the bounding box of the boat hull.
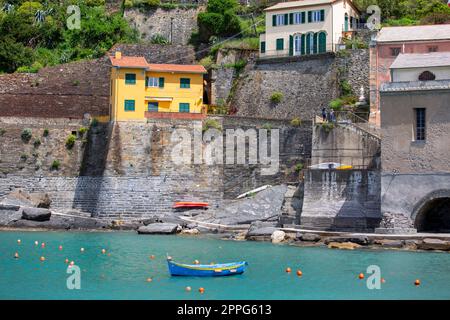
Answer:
[168,260,247,277]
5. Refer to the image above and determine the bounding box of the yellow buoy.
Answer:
[146,278,153,282]
[40,256,45,262]
[194,260,200,265]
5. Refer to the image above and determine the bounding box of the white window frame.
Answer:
[276,14,285,26]
[311,10,322,23]
[294,35,302,55]
[146,77,159,87]
[294,12,303,24]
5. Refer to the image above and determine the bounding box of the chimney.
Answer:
[115,51,122,60]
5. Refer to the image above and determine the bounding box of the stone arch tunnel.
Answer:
[412,190,450,233]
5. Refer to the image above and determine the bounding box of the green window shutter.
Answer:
[284,13,288,25]
[301,34,306,55]
[124,100,135,112]
[308,11,312,23]
[159,77,164,88]
[180,78,190,88]
[179,103,190,113]
[302,12,306,23]
[306,33,311,54]
[289,35,294,56]
[145,76,149,87]
[319,32,326,53]
[313,33,318,54]
[261,41,266,53]
[289,13,294,25]
[125,73,136,85]
[320,9,325,21]
[272,15,277,26]
[276,38,284,51]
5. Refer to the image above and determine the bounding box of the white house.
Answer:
[260,0,361,58]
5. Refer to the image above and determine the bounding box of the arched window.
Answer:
[294,34,302,56]
[418,71,436,81]
[318,32,327,53]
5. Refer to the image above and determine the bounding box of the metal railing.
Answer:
[315,111,381,140]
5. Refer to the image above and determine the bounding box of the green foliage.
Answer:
[51,159,60,170]
[20,153,28,161]
[145,0,160,7]
[291,117,302,127]
[340,80,353,96]
[329,98,344,111]
[150,33,169,44]
[202,118,222,132]
[199,56,217,70]
[224,59,247,74]
[197,0,241,43]
[210,37,259,57]
[270,92,283,104]
[321,122,335,133]
[0,3,138,73]
[294,163,304,172]
[21,128,32,142]
[16,61,43,73]
[65,134,77,149]
[344,37,368,49]
[78,127,88,137]
[124,0,133,8]
[0,128,6,136]
[262,123,273,130]
[354,0,450,24]
[43,128,49,137]
[33,138,41,148]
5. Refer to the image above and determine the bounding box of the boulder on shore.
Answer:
[328,242,361,250]
[271,230,286,244]
[21,207,51,222]
[323,236,369,246]
[418,238,450,251]
[246,227,277,241]
[297,233,322,242]
[137,223,180,235]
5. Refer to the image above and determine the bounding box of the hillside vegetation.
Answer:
[0,0,137,73]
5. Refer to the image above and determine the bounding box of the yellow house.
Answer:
[109,52,207,121]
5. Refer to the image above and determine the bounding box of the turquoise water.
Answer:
[1,231,450,300]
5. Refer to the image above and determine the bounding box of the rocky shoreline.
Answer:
[1,187,450,253]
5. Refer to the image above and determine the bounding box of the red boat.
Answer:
[173,202,209,209]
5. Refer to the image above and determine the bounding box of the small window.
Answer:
[293,12,304,24]
[146,77,159,87]
[124,100,135,112]
[180,78,191,89]
[428,46,438,53]
[276,38,284,51]
[390,47,401,56]
[125,73,136,85]
[148,102,158,112]
[260,41,266,53]
[276,14,286,26]
[179,103,190,113]
[309,10,324,23]
[415,108,426,141]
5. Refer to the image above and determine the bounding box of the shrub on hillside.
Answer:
[270,92,283,104]
[21,128,32,142]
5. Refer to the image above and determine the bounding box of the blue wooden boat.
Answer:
[167,259,248,277]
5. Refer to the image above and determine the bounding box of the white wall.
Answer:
[392,66,450,82]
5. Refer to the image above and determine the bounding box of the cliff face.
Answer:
[124,6,203,46]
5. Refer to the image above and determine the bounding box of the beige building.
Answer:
[260,0,361,58]
[379,52,450,233]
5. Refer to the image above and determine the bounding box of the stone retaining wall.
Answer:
[301,169,381,232]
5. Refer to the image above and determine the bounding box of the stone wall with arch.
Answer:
[380,173,450,233]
